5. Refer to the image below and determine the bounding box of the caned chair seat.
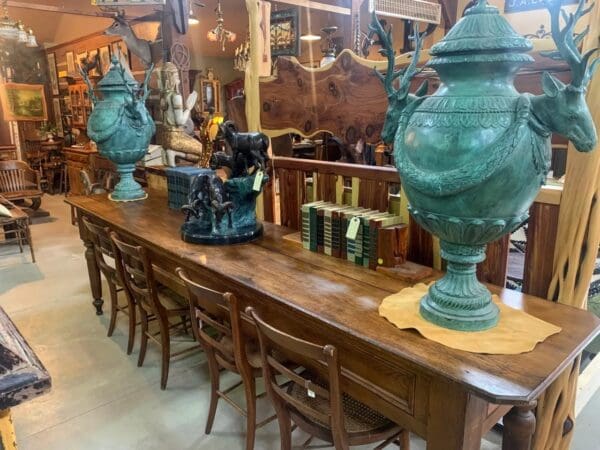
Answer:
[157,285,188,311]
[219,334,263,370]
[288,375,397,435]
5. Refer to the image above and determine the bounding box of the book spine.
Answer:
[368,224,380,270]
[324,212,333,256]
[331,212,341,258]
[309,206,319,252]
[317,210,325,253]
[354,222,364,265]
[301,207,310,250]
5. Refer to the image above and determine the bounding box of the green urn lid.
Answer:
[96,55,138,91]
[428,0,534,65]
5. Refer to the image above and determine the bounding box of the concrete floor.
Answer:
[0,194,597,450]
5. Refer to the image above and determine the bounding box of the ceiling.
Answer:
[2,1,376,59]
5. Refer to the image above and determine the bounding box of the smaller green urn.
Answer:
[82,57,155,201]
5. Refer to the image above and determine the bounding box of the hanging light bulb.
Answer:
[188,5,199,25]
[26,29,37,48]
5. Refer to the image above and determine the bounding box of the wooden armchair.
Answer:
[0,160,43,210]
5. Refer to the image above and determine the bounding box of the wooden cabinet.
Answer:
[63,147,95,195]
[68,84,92,128]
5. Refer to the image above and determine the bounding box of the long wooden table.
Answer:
[66,192,600,450]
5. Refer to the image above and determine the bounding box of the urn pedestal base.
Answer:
[109,164,146,202]
[181,222,263,245]
[419,241,499,331]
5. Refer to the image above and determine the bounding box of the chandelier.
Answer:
[206,0,236,51]
[0,0,37,47]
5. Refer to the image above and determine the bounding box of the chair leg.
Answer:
[244,376,257,450]
[205,350,220,435]
[126,299,136,355]
[138,308,149,367]
[399,430,410,449]
[159,318,171,390]
[180,315,189,334]
[25,223,35,263]
[107,282,119,337]
[276,408,293,450]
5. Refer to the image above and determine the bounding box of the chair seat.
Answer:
[288,376,398,436]
[2,189,42,200]
[157,285,188,311]
[219,335,263,370]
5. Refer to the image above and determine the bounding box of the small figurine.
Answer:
[159,62,210,167]
[180,121,270,245]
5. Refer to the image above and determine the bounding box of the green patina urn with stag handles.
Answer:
[82,56,155,201]
[372,0,598,331]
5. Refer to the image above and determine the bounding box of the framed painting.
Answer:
[99,46,111,75]
[0,83,48,121]
[52,98,64,136]
[47,53,59,95]
[270,8,300,57]
[66,51,76,75]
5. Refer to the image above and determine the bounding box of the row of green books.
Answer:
[300,201,403,269]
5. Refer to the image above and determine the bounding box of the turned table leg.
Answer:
[502,403,537,450]
[84,239,103,315]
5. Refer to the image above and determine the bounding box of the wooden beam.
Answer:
[6,1,111,18]
[274,0,351,15]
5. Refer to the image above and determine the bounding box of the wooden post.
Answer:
[533,3,600,449]
[246,0,266,220]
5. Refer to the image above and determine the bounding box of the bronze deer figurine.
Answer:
[105,14,153,68]
[530,0,599,151]
[369,12,428,144]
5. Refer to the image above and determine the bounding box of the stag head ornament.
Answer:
[372,0,598,331]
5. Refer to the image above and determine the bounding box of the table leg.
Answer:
[502,403,536,450]
[84,239,103,315]
[426,379,487,450]
[0,409,17,450]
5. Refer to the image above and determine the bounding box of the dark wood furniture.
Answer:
[177,269,275,450]
[0,195,35,263]
[0,160,43,210]
[248,307,408,450]
[66,192,600,450]
[0,145,17,161]
[81,217,134,352]
[63,147,98,196]
[110,232,198,390]
[0,305,50,449]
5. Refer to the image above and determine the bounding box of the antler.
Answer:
[140,64,154,102]
[544,0,599,88]
[369,12,424,102]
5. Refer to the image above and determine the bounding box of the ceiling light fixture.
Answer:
[0,0,37,46]
[300,34,321,42]
[189,5,199,25]
[206,0,236,51]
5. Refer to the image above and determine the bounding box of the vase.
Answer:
[83,56,155,201]
[375,0,598,331]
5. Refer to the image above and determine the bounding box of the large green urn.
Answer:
[83,57,155,201]
[373,0,598,331]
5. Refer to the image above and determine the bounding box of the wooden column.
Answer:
[533,2,600,449]
[246,0,266,220]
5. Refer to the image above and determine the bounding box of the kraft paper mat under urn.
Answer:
[379,283,561,355]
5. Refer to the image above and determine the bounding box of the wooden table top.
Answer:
[0,307,51,409]
[66,192,600,405]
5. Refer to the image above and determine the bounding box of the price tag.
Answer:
[345,217,361,240]
[307,388,316,398]
[253,170,264,192]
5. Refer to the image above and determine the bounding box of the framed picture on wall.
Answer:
[270,8,300,57]
[47,53,59,95]
[0,83,48,121]
[65,51,76,75]
[99,46,111,74]
[52,98,64,136]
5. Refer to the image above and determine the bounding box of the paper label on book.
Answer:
[253,170,264,191]
[307,388,316,398]
[346,217,360,240]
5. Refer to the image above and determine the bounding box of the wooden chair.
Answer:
[0,195,35,263]
[176,268,276,450]
[0,161,43,210]
[246,307,409,450]
[81,217,136,354]
[110,234,198,390]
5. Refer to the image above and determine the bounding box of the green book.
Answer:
[322,205,352,256]
[346,210,380,264]
[340,208,369,259]
[354,211,388,266]
[366,214,403,269]
[301,201,327,250]
[309,202,333,252]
